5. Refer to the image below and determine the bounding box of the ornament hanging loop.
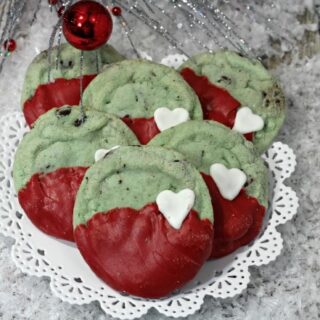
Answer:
[61,1,114,125]
[79,50,86,123]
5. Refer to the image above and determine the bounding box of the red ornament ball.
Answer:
[62,0,113,51]
[111,6,122,17]
[48,0,59,5]
[3,39,16,52]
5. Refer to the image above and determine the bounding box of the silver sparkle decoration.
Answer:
[0,0,307,76]
[0,5,6,33]
[55,25,63,69]
[120,15,141,58]
[47,0,74,82]
[175,0,252,57]
[177,6,219,51]
[0,0,43,74]
[226,1,295,50]
[172,0,226,51]
[145,0,253,56]
[209,7,253,54]
[95,50,100,74]
[79,50,85,122]
[113,8,141,59]
[114,0,190,57]
[0,0,27,73]
[0,1,14,53]
[47,19,63,82]
[140,0,156,15]
[31,0,43,26]
[149,0,215,52]
[207,8,250,55]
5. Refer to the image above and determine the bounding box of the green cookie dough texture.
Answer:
[179,51,286,154]
[149,120,269,208]
[13,106,139,191]
[82,59,203,119]
[21,43,125,105]
[74,146,213,226]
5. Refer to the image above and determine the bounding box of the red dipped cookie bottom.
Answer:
[201,173,266,259]
[122,117,160,145]
[23,75,96,127]
[180,68,253,141]
[74,204,213,298]
[18,167,88,241]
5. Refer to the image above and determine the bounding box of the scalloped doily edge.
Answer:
[0,111,299,320]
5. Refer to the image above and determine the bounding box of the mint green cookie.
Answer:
[21,43,125,105]
[82,60,203,119]
[74,146,213,226]
[13,106,139,191]
[179,51,286,154]
[149,120,268,208]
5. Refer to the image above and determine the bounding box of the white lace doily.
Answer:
[0,112,299,320]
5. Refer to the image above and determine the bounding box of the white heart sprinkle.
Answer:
[156,189,195,229]
[95,146,120,162]
[210,164,247,201]
[154,107,190,132]
[232,107,264,134]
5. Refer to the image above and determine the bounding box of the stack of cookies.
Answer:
[13,43,286,298]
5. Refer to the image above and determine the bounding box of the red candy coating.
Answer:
[122,117,160,145]
[18,167,88,241]
[201,173,266,258]
[111,6,122,16]
[48,0,59,5]
[63,1,113,51]
[3,39,16,52]
[23,75,96,127]
[74,204,213,298]
[180,68,254,141]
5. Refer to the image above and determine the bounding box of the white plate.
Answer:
[0,111,299,320]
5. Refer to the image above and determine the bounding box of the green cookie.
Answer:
[179,51,286,154]
[74,146,213,226]
[149,120,268,208]
[13,106,139,191]
[82,59,203,119]
[21,43,125,105]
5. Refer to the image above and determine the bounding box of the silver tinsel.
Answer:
[0,0,305,75]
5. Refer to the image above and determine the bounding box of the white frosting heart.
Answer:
[156,189,195,229]
[232,107,264,134]
[210,164,247,201]
[154,107,190,132]
[95,146,120,162]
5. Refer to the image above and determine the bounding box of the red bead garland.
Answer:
[62,1,113,51]
[3,39,16,52]
[57,5,65,17]
[111,6,122,17]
